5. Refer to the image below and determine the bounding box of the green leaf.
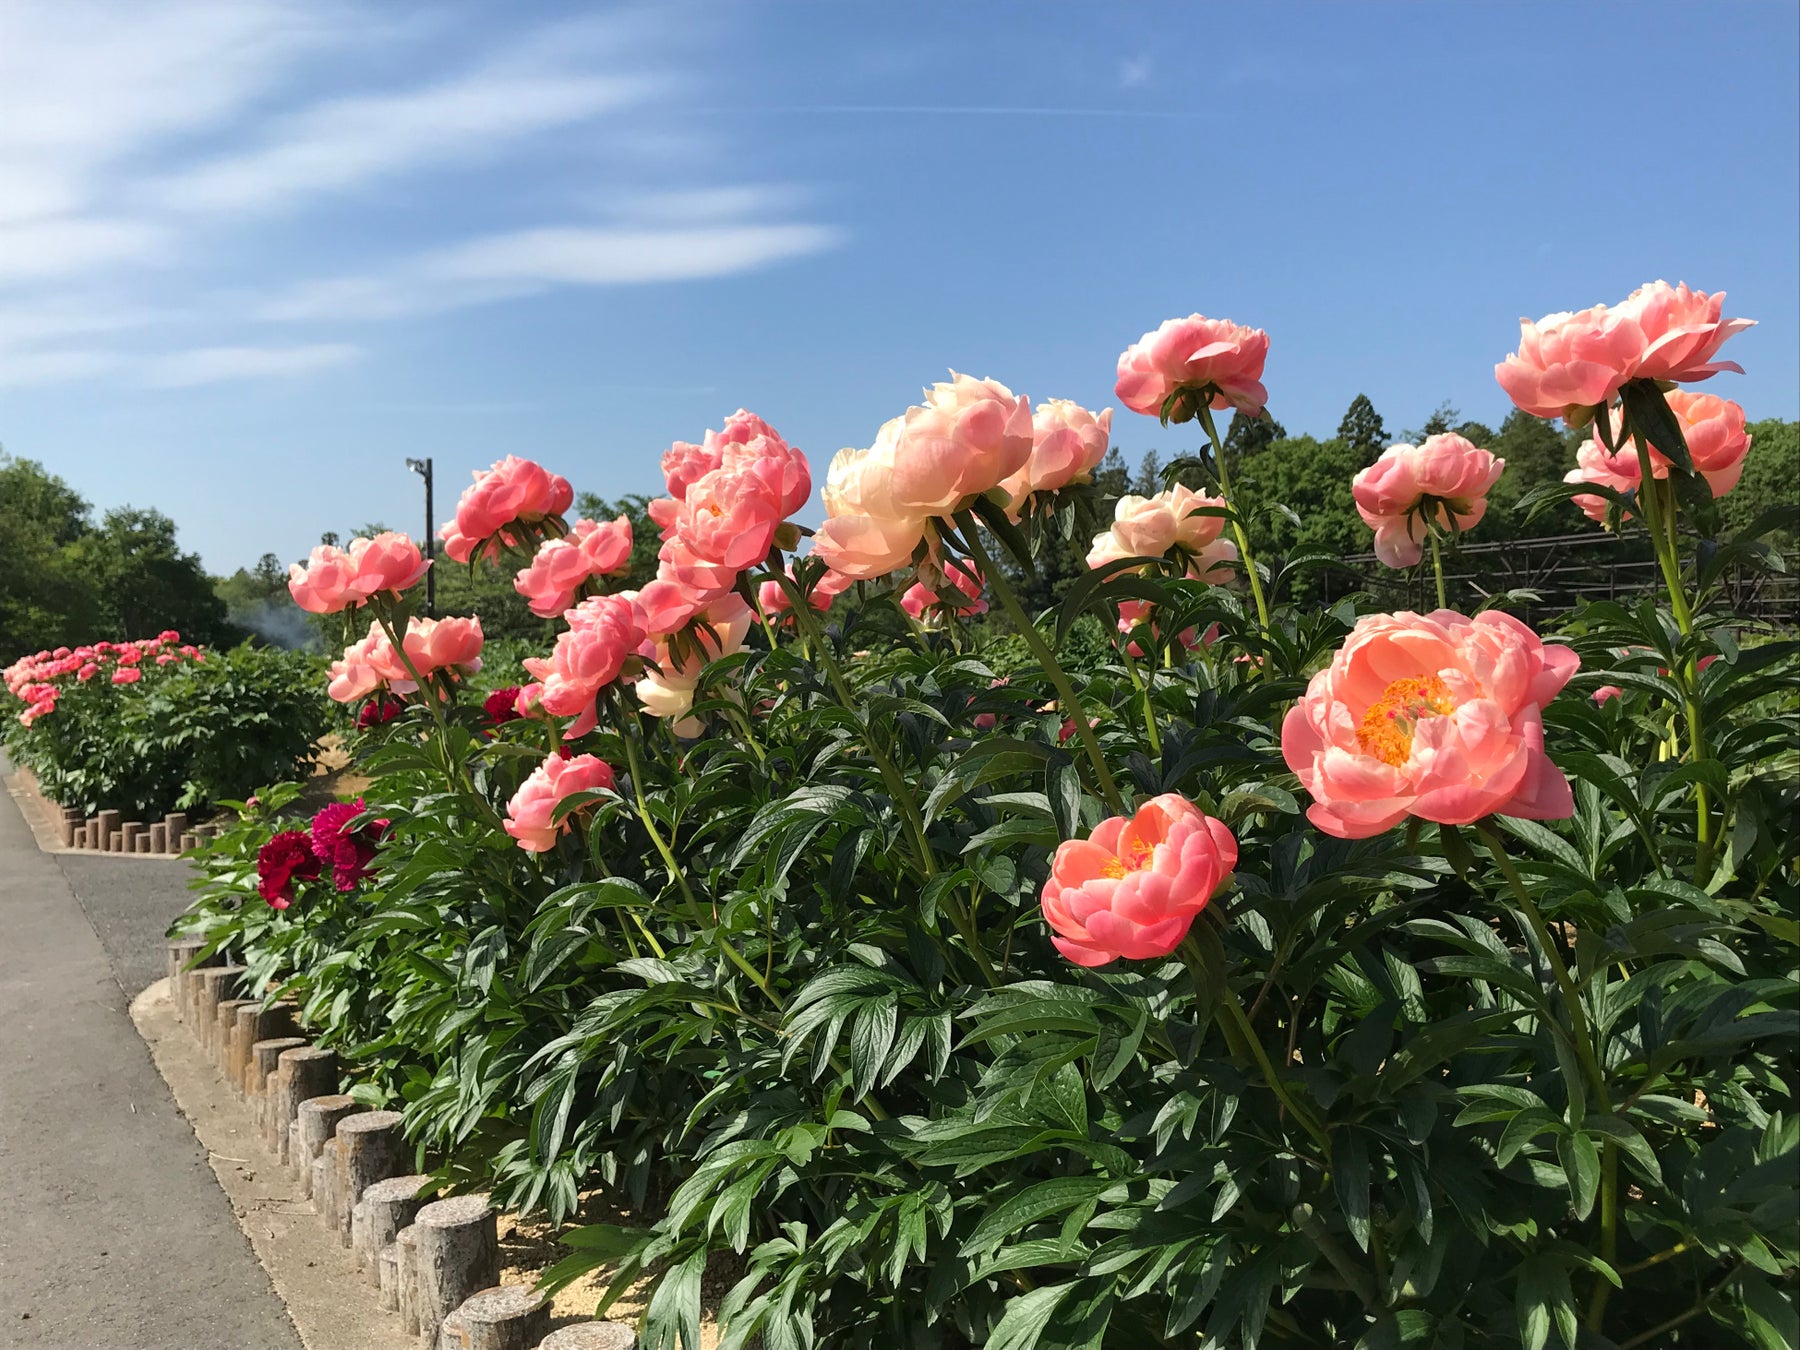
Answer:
[1556,1131,1600,1220]
[959,1178,1112,1256]
[987,1283,1076,1350]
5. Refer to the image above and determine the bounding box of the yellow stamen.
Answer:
[1356,674,1456,766]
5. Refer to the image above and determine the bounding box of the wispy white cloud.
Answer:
[1118,54,1152,89]
[139,343,361,388]
[0,218,166,284]
[0,349,124,389]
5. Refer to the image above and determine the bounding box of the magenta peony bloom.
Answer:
[484,687,524,725]
[257,830,322,909]
[310,800,389,891]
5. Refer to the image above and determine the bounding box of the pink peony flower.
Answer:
[111,667,142,685]
[1352,434,1506,569]
[900,559,987,621]
[288,544,371,614]
[77,662,98,681]
[1563,438,1642,524]
[402,615,484,678]
[1115,314,1270,421]
[327,622,411,703]
[1086,485,1238,582]
[440,455,573,562]
[1003,399,1113,505]
[1040,794,1238,967]
[1116,599,1214,659]
[348,532,430,596]
[636,594,754,735]
[513,516,634,619]
[758,564,853,620]
[1281,609,1578,839]
[814,417,933,579]
[503,751,616,853]
[1614,281,1755,385]
[1592,685,1624,705]
[257,830,321,909]
[674,455,790,572]
[521,592,649,737]
[1565,391,1753,522]
[888,373,1033,516]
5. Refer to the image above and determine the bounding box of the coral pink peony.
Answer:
[503,752,616,853]
[900,559,986,621]
[257,830,321,909]
[674,456,789,572]
[440,455,573,562]
[402,615,484,678]
[521,593,649,737]
[1564,391,1753,522]
[1086,485,1237,582]
[512,516,633,619]
[1352,434,1506,569]
[1281,609,1578,839]
[758,564,853,620]
[888,373,1033,516]
[288,544,371,614]
[1115,314,1270,421]
[1614,281,1755,385]
[327,623,411,703]
[814,417,933,579]
[1040,794,1237,967]
[1003,400,1113,505]
[349,532,430,596]
[1116,599,1213,659]
[111,667,142,684]
[1592,685,1624,705]
[636,594,754,735]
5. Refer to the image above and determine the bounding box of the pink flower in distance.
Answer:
[1592,685,1624,705]
[758,564,853,620]
[288,544,371,614]
[1281,609,1578,839]
[1116,599,1215,659]
[1352,434,1506,569]
[349,532,430,596]
[815,416,933,579]
[111,667,142,684]
[77,662,99,681]
[1115,314,1270,420]
[504,751,616,852]
[900,559,987,621]
[514,516,634,619]
[522,592,649,737]
[888,373,1033,516]
[402,615,484,678]
[1003,399,1113,504]
[441,455,573,561]
[1086,485,1237,582]
[1614,281,1755,385]
[1041,794,1238,967]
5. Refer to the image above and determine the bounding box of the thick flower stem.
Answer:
[1179,936,1331,1154]
[956,516,1125,815]
[1428,532,1448,611]
[1118,646,1162,758]
[1480,823,1619,1329]
[1197,405,1273,643]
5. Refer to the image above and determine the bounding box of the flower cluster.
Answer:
[288,532,431,614]
[328,616,484,705]
[1352,434,1506,569]
[513,516,634,618]
[255,799,390,908]
[4,632,203,726]
[440,455,574,563]
[1566,388,1753,522]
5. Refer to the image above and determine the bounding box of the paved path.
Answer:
[0,781,303,1349]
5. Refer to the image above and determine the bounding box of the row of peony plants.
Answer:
[176,281,1795,1350]
[3,632,329,817]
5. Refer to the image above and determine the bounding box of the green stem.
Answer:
[1428,531,1448,611]
[956,515,1125,815]
[1196,404,1273,641]
[1117,643,1162,758]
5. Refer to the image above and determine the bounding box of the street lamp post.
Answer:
[405,457,435,616]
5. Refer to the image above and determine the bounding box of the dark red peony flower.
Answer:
[310,799,390,891]
[356,695,406,729]
[484,686,524,726]
[257,830,321,910]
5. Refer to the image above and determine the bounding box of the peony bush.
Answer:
[174,284,1796,1350]
[3,633,328,816]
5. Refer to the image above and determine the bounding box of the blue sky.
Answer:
[2,0,1795,573]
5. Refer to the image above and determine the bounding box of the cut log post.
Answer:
[137,833,154,853]
[149,822,168,853]
[163,811,188,845]
[269,1047,337,1158]
[379,1241,403,1311]
[293,1094,357,1197]
[412,1195,499,1346]
[215,999,254,1074]
[332,1110,406,1244]
[441,1285,551,1350]
[231,1002,298,1096]
[353,1174,431,1284]
[108,830,123,852]
[59,807,81,846]
[249,1036,307,1108]
[179,831,198,852]
[539,1325,639,1350]
[82,819,97,848]
[96,809,120,849]
[193,968,246,1052]
[120,822,143,852]
[311,1144,336,1221]
[164,941,218,1021]
[398,1225,423,1334]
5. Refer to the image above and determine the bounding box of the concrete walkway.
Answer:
[0,780,303,1349]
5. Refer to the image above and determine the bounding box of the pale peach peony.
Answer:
[327,622,411,703]
[1003,400,1113,504]
[888,373,1033,516]
[503,752,616,853]
[288,544,370,614]
[1281,609,1579,839]
[522,593,650,737]
[636,594,754,735]
[1040,794,1238,967]
[1086,485,1237,583]
[900,559,986,621]
[402,615,484,678]
[1114,314,1270,420]
[814,417,933,579]
[440,455,573,562]
[1613,281,1754,385]
[348,532,431,597]
[513,516,634,619]
[1564,391,1753,522]
[1352,435,1506,569]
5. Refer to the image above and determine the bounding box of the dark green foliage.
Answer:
[1337,394,1388,464]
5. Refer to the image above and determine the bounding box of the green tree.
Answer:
[0,453,103,657]
[72,507,235,644]
[1336,394,1388,463]
[1220,411,1286,478]
[1230,435,1368,597]
[1722,417,1798,552]
[1094,447,1129,499]
[1476,409,1587,539]
[1131,450,1163,497]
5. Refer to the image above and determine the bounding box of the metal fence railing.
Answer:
[1316,531,1799,629]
